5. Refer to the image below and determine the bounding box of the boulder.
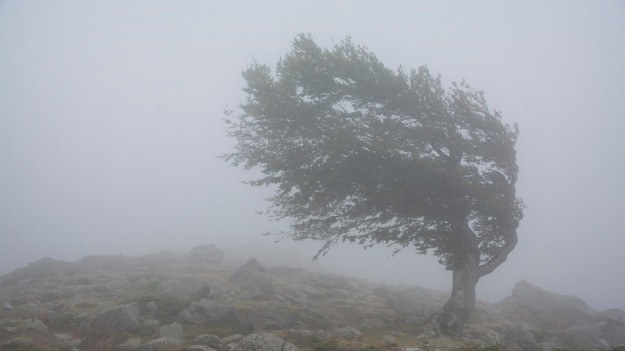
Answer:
[138,337,182,351]
[229,259,273,299]
[116,337,143,350]
[188,346,219,351]
[193,334,222,348]
[180,299,238,328]
[90,302,141,331]
[564,323,610,350]
[234,333,299,351]
[600,308,625,323]
[332,327,363,340]
[497,280,601,329]
[188,244,225,264]
[502,323,538,351]
[21,319,48,333]
[159,322,184,339]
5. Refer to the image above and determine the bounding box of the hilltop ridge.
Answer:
[1,245,623,351]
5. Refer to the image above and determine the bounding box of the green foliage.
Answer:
[311,339,338,351]
[225,34,522,273]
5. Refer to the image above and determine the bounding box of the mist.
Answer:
[1,0,624,313]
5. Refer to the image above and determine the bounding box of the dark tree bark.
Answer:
[434,256,480,338]
[431,218,518,338]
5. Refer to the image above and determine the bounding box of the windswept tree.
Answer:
[224,34,523,337]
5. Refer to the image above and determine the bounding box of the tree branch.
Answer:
[478,230,518,277]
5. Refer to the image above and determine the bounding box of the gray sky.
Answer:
[1,1,624,310]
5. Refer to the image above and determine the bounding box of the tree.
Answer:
[224,34,523,337]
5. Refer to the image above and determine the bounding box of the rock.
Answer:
[90,302,141,331]
[229,259,273,298]
[3,301,13,310]
[221,334,243,344]
[497,280,601,329]
[180,299,238,328]
[193,334,222,348]
[380,335,397,346]
[116,337,143,350]
[0,317,16,327]
[159,322,183,339]
[538,339,564,351]
[144,301,158,316]
[332,327,363,340]
[564,323,610,350]
[188,346,219,351]
[600,308,625,323]
[141,319,160,334]
[479,330,505,347]
[251,306,297,330]
[382,287,446,325]
[138,337,182,351]
[234,333,299,351]
[55,333,82,348]
[502,323,538,351]
[188,244,225,264]
[21,319,48,333]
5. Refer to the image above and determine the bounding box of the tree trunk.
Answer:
[433,256,479,338]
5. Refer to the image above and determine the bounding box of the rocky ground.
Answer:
[0,244,624,351]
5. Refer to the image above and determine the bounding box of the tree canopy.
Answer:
[225,34,523,336]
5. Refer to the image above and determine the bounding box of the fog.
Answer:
[1,1,624,311]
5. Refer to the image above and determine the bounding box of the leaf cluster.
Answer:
[225,34,523,268]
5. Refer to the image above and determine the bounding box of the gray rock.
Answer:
[600,308,625,323]
[3,301,13,310]
[144,301,158,316]
[564,323,610,350]
[502,323,538,351]
[90,302,141,331]
[479,330,505,347]
[332,327,363,340]
[380,335,397,346]
[180,299,238,327]
[188,244,225,264]
[159,322,184,339]
[229,259,273,298]
[234,333,299,351]
[21,319,48,333]
[138,337,182,351]
[142,319,160,334]
[188,346,219,351]
[497,280,602,329]
[221,334,243,344]
[0,317,16,327]
[116,337,143,349]
[193,334,222,348]
[251,306,297,330]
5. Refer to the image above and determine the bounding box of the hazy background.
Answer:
[1,1,624,310]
